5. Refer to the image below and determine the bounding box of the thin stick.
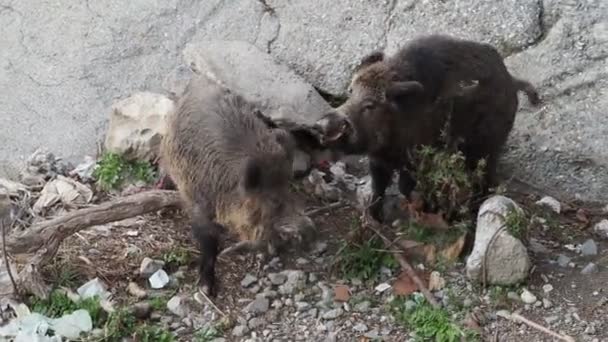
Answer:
[364,217,440,308]
[304,201,346,216]
[1,220,19,298]
[196,288,227,318]
[509,313,575,342]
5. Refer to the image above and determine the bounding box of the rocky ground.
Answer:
[1,152,607,342]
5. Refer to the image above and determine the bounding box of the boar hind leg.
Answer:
[398,158,417,198]
[369,158,393,223]
[191,205,224,297]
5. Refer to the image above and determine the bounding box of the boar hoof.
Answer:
[368,202,384,223]
[198,285,215,297]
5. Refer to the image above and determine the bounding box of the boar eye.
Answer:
[362,102,375,111]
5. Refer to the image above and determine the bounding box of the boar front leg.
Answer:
[368,158,393,223]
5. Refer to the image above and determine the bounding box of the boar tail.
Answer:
[513,77,541,106]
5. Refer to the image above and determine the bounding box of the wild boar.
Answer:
[161,75,315,296]
[313,34,540,222]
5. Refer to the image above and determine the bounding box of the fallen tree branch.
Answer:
[363,214,441,309]
[502,312,575,342]
[5,190,181,298]
[5,190,180,255]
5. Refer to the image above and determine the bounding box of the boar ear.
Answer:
[355,51,385,71]
[386,81,424,100]
[242,157,263,192]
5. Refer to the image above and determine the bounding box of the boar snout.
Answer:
[313,111,353,145]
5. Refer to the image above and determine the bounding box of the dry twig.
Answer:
[508,312,575,342]
[304,201,346,216]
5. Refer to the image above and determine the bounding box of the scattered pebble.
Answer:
[354,301,371,313]
[245,297,270,314]
[166,296,188,317]
[593,219,608,239]
[542,284,554,293]
[535,196,561,213]
[542,298,553,309]
[520,289,537,304]
[241,274,258,288]
[353,322,368,333]
[428,271,446,291]
[149,270,170,289]
[507,292,520,302]
[580,239,598,256]
[581,262,599,274]
[375,283,391,293]
[232,325,249,337]
[127,282,147,299]
[139,257,165,277]
[545,316,559,324]
[268,273,287,285]
[322,308,343,320]
[77,278,110,300]
[557,254,571,267]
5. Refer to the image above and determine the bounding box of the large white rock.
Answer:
[104,92,174,161]
[466,195,531,285]
[183,39,331,127]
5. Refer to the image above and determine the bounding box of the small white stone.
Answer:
[77,278,110,300]
[542,284,554,293]
[535,196,561,214]
[375,283,391,293]
[149,269,170,289]
[593,219,608,238]
[520,289,537,304]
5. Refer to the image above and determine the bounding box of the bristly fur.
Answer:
[161,75,314,296]
[315,34,541,222]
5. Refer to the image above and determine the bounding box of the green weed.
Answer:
[504,209,529,240]
[162,248,193,267]
[29,290,104,327]
[336,236,397,281]
[399,220,468,247]
[104,308,137,340]
[133,324,175,342]
[391,295,479,342]
[93,152,156,190]
[149,296,169,312]
[411,145,486,222]
[195,326,223,342]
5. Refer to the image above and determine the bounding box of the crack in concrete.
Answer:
[257,0,280,53]
[7,61,67,88]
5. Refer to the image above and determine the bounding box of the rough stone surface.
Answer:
[104,92,174,161]
[466,196,531,285]
[503,0,608,202]
[183,39,331,126]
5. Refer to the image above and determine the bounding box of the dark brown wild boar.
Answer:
[161,75,315,296]
[314,34,540,222]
